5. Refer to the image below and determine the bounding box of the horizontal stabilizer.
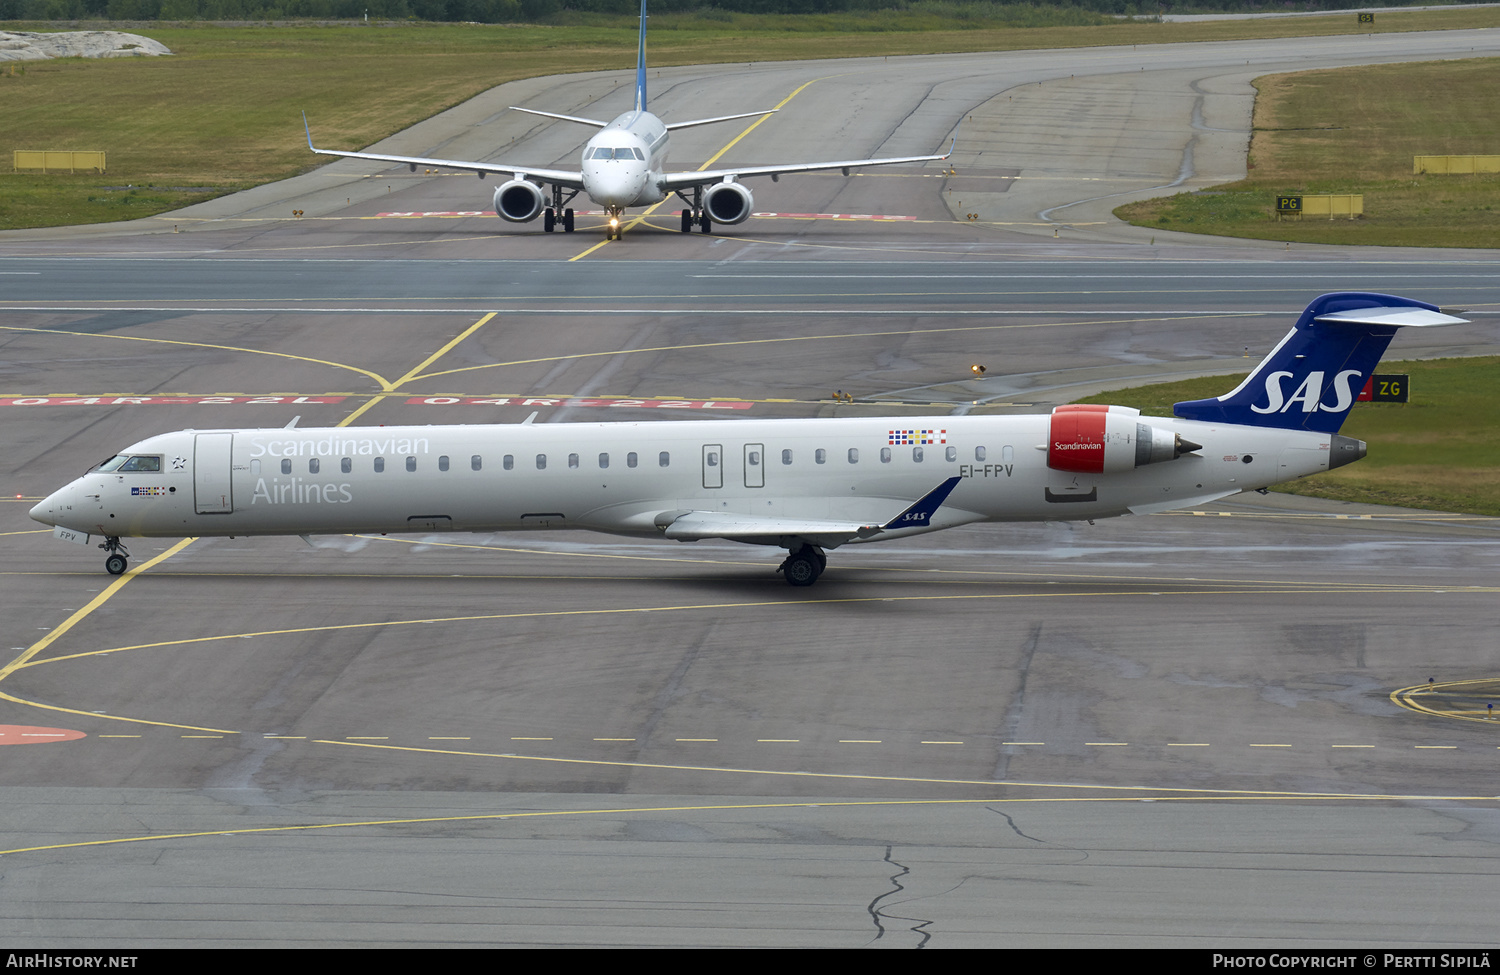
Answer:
[1315,307,1470,328]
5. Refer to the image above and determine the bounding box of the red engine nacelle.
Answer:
[493,179,545,223]
[1047,404,1200,474]
[703,181,754,225]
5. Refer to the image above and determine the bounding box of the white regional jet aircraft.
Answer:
[31,293,1464,586]
[304,0,953,240]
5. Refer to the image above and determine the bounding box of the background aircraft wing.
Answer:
[305,115,585,189]
[658,137,955,191]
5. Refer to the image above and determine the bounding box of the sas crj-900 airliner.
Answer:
[31,294,1464,586]
[304,0,954,240]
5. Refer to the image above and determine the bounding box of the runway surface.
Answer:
[1,27,1499,948]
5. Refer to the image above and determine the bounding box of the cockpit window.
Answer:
[591,147,612,160]
[591,147,642,161]
[94,455,129,472]
[116,455,161,472]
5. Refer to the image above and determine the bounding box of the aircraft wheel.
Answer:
[543,208,556,233]
[105,553,128,576]
[781,550,821,587]
[680,209,692,233]
[563,208,575,233]
[698,211,712,234]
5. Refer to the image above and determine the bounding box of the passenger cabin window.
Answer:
[503,455,514,471]
[406,457,416,473]
[782,449,793,465]
[281,459,292,475]
[627,452,638,469]
[659,452,670,468]
[599,453,609,469]
[815,449,826,465]
[342,458,352,474]
[439,455,450,472]
[374,458,385,473]
[880,447,891,463]
[913,447,924,463]
[705,451,718,467]
[848,448,859,464]
[946,446,957,463]
[308,459,320,474]
[568,453,579,469]
[472,455,482,471]
[975,446,987,462]
[536,454,546,470]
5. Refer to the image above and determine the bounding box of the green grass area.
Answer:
[5,6,1500,229]
[1073,357,1500,516]
[1115,58,1500,249]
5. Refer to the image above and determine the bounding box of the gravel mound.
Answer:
[0,30,172,61]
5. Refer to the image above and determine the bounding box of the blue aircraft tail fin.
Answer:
[635,0,649,113]
[1173,292,1466,433]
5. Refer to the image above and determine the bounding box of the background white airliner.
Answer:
[305,0,954,239]
[31,294,1463,586]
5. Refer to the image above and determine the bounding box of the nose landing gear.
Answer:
[100,536,130,575]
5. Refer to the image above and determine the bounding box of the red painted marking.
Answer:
[0,725,86,745]
[405,397,752,410]
[1,396,347,407]
[751,212,918,221]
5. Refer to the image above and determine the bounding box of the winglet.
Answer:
[302,111,315,151]
[881,476,962,530]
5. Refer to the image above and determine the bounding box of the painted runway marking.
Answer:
[404,396,752,410]
[0,725,85,745]
[1390,677,1500,725]
[1,395,347,407]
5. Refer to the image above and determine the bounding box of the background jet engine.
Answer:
[703,180,754,225]
[1047,404,1201,474]
[493,179,546,223]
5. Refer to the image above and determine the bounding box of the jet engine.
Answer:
[493,179,546,223]
[1047,404,1201,474]
[703,180,754,225]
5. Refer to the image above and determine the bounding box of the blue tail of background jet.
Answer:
[1173,292,1466,434]
[635,0,649,113]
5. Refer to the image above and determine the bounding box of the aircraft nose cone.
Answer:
[30,495,56,526]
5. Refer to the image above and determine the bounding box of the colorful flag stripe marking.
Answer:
[888,428,947,445]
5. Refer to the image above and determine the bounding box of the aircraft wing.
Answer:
[304,114,585,189]
[657,476,964,547]
[659,136,955,191]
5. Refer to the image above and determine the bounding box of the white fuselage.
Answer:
[580,111,669,210]
[32,414,1337,545]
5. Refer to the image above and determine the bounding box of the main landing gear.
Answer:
[676,187,712,234]
[100,536,130,575]
[543,185,578,234]
[778,544,827,587]
[542,207,575,233]
[679,209,712,234]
